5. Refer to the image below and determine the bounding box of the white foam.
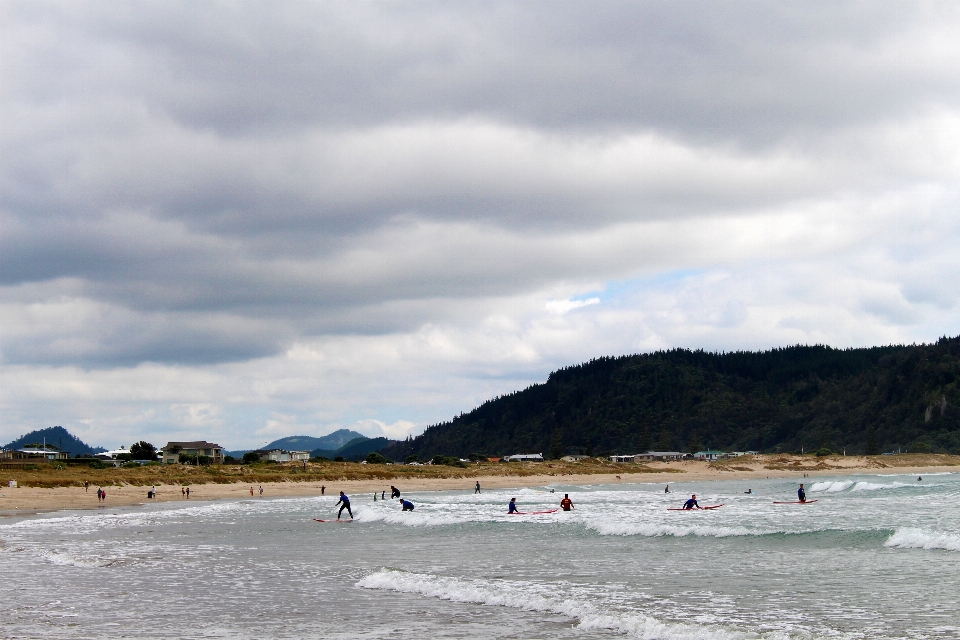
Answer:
[586,521,760,538]
[884,528,960,552]
[850,481,913,492]
[809,481,853,493]
[358,568,796,639]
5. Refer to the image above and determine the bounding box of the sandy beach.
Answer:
[1,455,956,515]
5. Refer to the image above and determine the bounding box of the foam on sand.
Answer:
[884,528,960,552]
[358,568,800,639]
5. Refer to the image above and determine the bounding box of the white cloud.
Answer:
[545,297,601,315]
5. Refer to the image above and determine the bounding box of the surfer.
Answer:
[918,476,922,481]
[335,491,354,519]
[508,498,519,514]
[664,485,669,493]
[475,481,481,494]
[391,486,400,498]
[745,488,752,494]
[798,483,806,503]
[683,494,702,510]
[321,485,325,495]
[560,494,574,511]
[400,499,415,511]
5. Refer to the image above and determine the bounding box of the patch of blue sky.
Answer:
[570,268,709,306]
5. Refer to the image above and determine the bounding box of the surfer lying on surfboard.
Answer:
[683,494,702,510]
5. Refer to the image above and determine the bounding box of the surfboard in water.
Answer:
[667,504,724,510]
[313,518,354,522]
[508,509,559,515]
[772,500,819,504]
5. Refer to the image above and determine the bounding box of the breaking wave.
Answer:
[358,568,799,639]
[884,528,960,552]
[586,521,760,538]
[809,480,854,492]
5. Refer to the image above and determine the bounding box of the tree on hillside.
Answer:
[129,441,157,460]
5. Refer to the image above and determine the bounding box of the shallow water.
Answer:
[1,474,958,639]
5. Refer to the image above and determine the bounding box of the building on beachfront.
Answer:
[7,447,70,460]
[693,450,732,461]
[96,446,132,460]
[255,449,311,463]
[161,441,225,464]
[641,451,686,461]
[608,454,636,463]
[505,453,544,462]
[560,455,588,462]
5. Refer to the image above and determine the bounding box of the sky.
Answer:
[2,1,960,450]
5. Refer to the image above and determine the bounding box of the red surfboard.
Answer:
[508,509,559,515]
[667,504,724,510]
[772,500,818,504]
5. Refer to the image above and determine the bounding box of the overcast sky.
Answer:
[2,1,960,449]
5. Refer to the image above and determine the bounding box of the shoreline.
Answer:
[1,458,956,517]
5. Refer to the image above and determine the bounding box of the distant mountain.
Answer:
[318,437,393,461]
[264,430,367,452]
[3,426,106,457]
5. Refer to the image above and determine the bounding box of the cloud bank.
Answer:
[2,1,959,448]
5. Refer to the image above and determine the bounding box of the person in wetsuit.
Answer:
[508,498,519,513]
[336,491,354,519]
[400,499,415,511]
[798,484,806,503]
[683,494,701,510]
[475,481,481,494]
[390,486,400,499]
[560,494,574,511]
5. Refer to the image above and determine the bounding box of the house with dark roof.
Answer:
[161,441,224,464]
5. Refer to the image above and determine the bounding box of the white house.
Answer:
[644,451,686,461]
[608,455,636,463]
[505,453,544,462]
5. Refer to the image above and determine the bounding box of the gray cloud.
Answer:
[2,1,960,444]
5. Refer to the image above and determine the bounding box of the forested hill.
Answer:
[382,337,960,461]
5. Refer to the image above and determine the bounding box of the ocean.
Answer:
[1,473,958,639]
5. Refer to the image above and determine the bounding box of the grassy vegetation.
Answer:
[4,458,681,488]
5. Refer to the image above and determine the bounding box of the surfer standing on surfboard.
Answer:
[508,498,519,513]
[335,491,354,520]
[683,494,702,510]
[798,484,806,503]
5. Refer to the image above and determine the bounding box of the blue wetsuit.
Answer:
[336,494,353,519]
[683,498,699,510]
[401,499,414,511]
[798,488,806,502]
[508,501,519,513]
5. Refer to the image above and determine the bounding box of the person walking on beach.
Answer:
[321,485,325,495]
[475,481,481,494]
[797,484,806,503]
[97,487,102,502]
[182,487,186,498]
[186,487,190,498]
[683,494,701,510]
[508,498,519,514]
[101,489,106,502]
[400,498,415,511]
[560,494,574,511]
[250,486,254,496]
[84,481,89,493]
[336,491,353,520]
[259,486,263,496]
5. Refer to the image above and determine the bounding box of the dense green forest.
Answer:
[383,337,960,460]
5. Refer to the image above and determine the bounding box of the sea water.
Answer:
[1,473,959,639]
